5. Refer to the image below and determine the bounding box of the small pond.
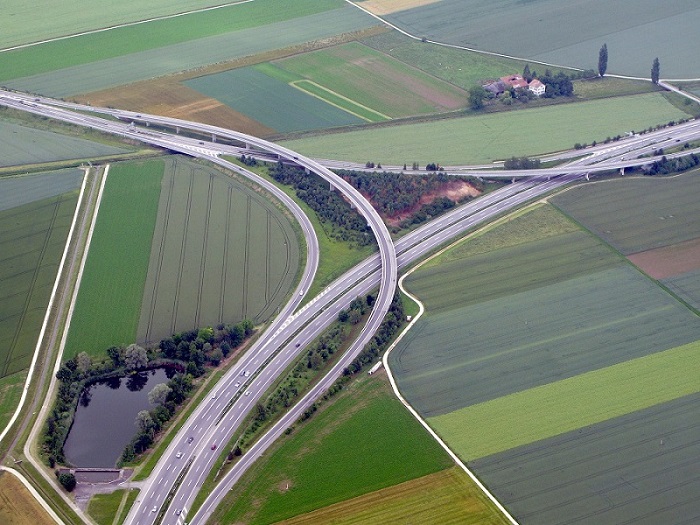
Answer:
[63,368,173,468]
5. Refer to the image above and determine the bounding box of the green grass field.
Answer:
[0,121,127,168]
[0,0,227,48]
[383,0,700,78]
[211,376,455,525]
[87,488,139,525]
[430,340,700,461]
[0,371,26,431]
[0,190,80,376]
[552,171,700,254]
[185,66,364,133]
[64,160,163,360]
[278,466,509,525]
[282,93,690,165]
[275,42,467,117]
[0,0,346,81]
[3,5,375,97]
[137,157,300,343]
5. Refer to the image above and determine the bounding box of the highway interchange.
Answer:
[2,88,700,525]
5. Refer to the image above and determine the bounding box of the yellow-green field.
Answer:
[0,471,55,525]
[276,467,508,525]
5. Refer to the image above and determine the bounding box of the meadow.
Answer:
[428,340,700,460]
[472,392,700,524]
[87,488,139,525]
[665,270,700,311]
[551,171,700,254]
[0,190,80,376]
[277,467,509,525]
[0,372,26,431]
[136,157,300,343]
[4,7,376,97]
[211,376,459,525]
[382,0,700,78]
[281,93,690,165]
[275,42,467,118]
[0,470,56,525]
[0,169,83,211]
[0,122,126,168]
[64,160,163,360]
[0,0,227,48]
[185,67,363,133]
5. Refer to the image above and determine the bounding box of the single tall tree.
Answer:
[598,43,608,77]
[651,57,660,84]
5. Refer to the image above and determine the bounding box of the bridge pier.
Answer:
[211,133,217,143]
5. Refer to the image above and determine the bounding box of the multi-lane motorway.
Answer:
[1,89,699,525]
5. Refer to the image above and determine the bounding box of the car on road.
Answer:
[243,370,250,377]
[244,391,251,396]
[211,443,217,450]
[295,342,300,347]
[175,509,182,516]
[187,436,194,444]
[151,507,157,513]
[234,381,241,388]
[176,451,182,458]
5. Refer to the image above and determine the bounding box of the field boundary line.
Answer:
[289,80,390,121]
[0,0,255,53]
[383,259,519,525]
[0,466,65,524]
[0,170,89,445]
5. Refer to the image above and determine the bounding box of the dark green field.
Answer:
[665,269,700,310]
[471,392,700,524]
[392,265,700,418]
[211,376,455,525]
[0,169,84,211]
[0,187,80,376]
[64,160,163,360]
[184,67,363,133]
[551,172,700,254]
[0,121,126,167]
[137,157,300,343]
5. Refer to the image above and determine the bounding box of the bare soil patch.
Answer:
[628,237,700,279]
[385,180,480,226]
[357,0,442,16]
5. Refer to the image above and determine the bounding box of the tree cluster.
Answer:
[504,157,541,170]
[270,162,373,246]
[642,153,699,176]
[43,319,254,467]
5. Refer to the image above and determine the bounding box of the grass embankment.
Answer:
[0,470,55,525]
[209,375,507,524]
[430,340,700,461]
[63,159,163,360]
[87,488,139,525]
[281,93,691,165]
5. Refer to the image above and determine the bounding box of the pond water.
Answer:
[63,368,173,468]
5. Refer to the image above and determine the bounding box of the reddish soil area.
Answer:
[628,237,700,279]
[382,180,480,227]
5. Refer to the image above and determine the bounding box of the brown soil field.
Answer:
[0,471,55,525]
[77,80,275,137]
[356,0,442,16]
[628,237,700,279]
[274,466,508,525]
[386,180,481,226]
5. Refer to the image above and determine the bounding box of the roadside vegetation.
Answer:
[87,488,139,525]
